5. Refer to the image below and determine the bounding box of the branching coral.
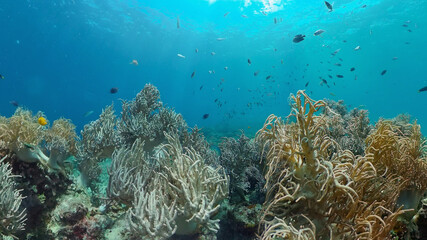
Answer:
[323,99,372,155]
[0,156,26,238]
[219,132,265,203]
[365,119,427,217]
[107,139,153,206]
[257,90,407,239]
[77,105,118,189]
[118,84,187,152]
[158,133,229,235]
[126,176,177,240]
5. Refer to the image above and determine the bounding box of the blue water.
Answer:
[1,0,426,135]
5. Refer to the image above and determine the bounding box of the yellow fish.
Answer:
[38,117,47,126]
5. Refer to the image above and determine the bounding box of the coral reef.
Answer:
[0,156,26,238]
[76,105,118,193]
[256,90,414,239]
[1,85,426,240]
[218,132,265,204]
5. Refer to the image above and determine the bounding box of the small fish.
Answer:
[350,67,355,71]
[200,85,203,90]
[248,59,251,65]
[241,14,248,18]
[0,74,4,79]
[354,46,361,51]
[202,114,209,119]
[314,29,325,36]
[281,59,284,64]
[9,101,19,107]
[305,81,309,87]
[130,59,138,65]
[177,16,180,28]
[381,70,387,75]
[110,87,118,94]
[334,63,342,66]
[361,4,367,8]
[211,52,216,56]
[84,111,94,117]
[392,57,398,60]
[328,75,333,78]
[321,79,328,84]
[38,116,48,126]
[336,75,344,78]
[216,38,226,41]
[191,71,196,78]
[195,48,199,53]
[293,34,305,43]
[330,92,336,96]
[274,17,277,24]
[331,48,341,56]
[418,86,427,92]
[224,66,228,70]
[266,75,272,80]
[402,24,408,27]
[254,71,259,76]
[177,54,186,59]
[325,1,333,12]
[224,12,230,17]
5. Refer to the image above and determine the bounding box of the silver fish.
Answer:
[314,29,325,36]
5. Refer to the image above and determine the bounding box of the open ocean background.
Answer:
[1,0,426,136]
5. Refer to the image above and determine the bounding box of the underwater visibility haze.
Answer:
[1,0,427,239]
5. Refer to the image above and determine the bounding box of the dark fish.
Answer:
[325,1,333,11]
[293,34,305,43]
[381,70,387,75]
[202,114,209,119]
[0,74,4,79]
[350,67,355,71]
[336,75,344,78]
[305,81,309,87]
[402,24,408,27]
[177,16,180,29]
[248,59,251,65]
[224,12,230,17]
[110,87,118,94]
[418,86,427,92]
[254,71,259,76]
[322,79,328,84]
[266,75,272,80]
[274,17,277,24]
[191,71,196,78]
[328,75,333,78]
[10,100,19,107]
[361,4,367,8]
[334,63,342,66]
[199,85,203,90]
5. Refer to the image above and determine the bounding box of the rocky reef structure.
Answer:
[256,90,427,239]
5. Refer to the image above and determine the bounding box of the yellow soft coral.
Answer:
[257,90,408,240]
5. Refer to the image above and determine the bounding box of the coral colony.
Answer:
[1,85,427,239]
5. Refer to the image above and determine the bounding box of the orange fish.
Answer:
[130,60,138,66]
